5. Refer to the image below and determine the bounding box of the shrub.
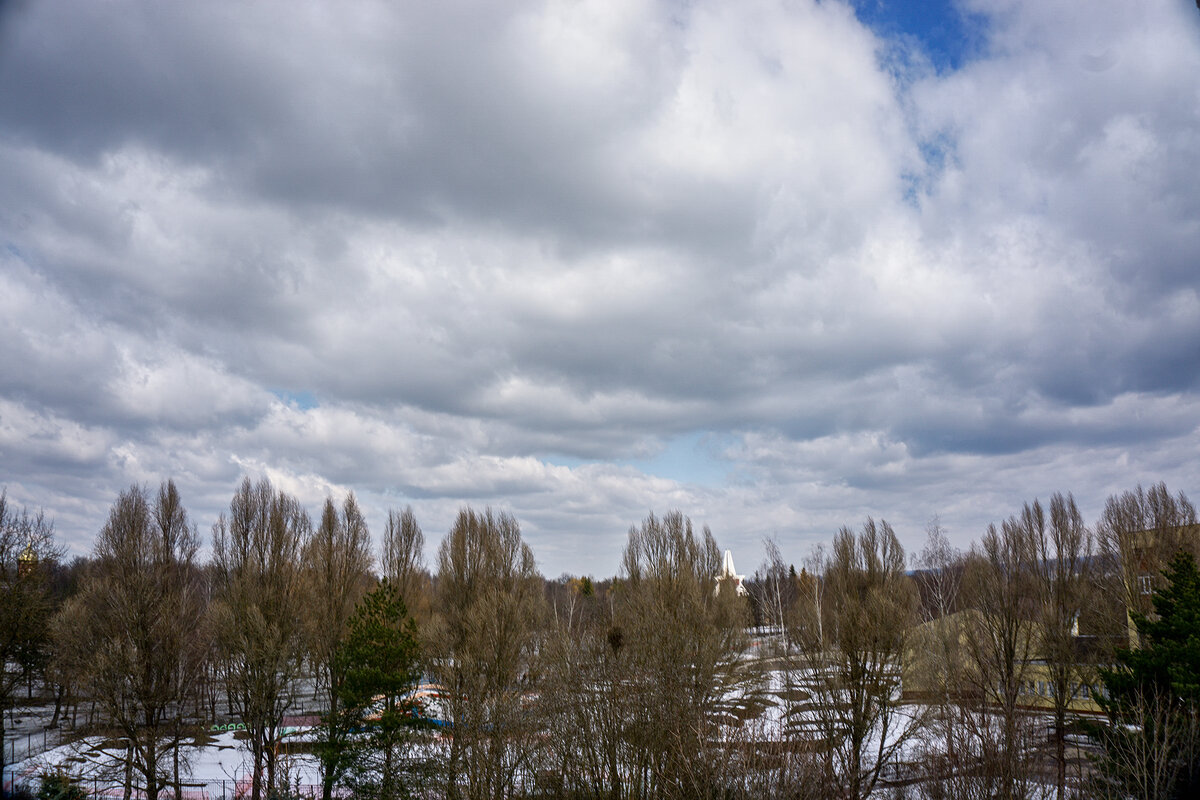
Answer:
[35,771,86,800]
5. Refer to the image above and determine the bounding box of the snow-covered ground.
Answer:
[5,665,1085,799]
[3,702,67,768]
[5,730,324,799]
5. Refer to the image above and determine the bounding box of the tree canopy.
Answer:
[1095,550,1200,799]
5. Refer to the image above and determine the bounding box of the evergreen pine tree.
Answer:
[1093,551,1200,798]
[321,579,428,800]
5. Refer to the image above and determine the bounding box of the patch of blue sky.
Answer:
[902,131,959,205]
[541,454,588,470]
[543,432,735,487]
[271,389,319,410]
[625,431,734,487]
[850,0,989,74]
[917,132,956,173]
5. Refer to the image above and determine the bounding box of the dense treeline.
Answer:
[1,480,1198,800]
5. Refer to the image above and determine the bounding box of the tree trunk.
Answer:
[251,735,265,800]
[0,701,7,791]
[123,741,134,800]
[174,730,183,800]
[446,730,463,800]
[265,733,277,800]
[320,690,338,800]
[145,737,160,800]
[1003,706,1017,800]
[1055,704,1066,800]
[383,738,396,800]
[49,683,64,729]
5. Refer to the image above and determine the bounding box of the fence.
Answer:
[4,726,60,768]
[5,775,339,799]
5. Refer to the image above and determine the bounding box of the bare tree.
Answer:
[721,717,834,800]
[748,538,812,766]
[1092,682,1200,800]
[211,477,310,800]
[303,492,373,800]
[1027,493,1096,799]
[751,538,800,638]
[615,511,751,799]
[801,519,922,800]
[913,518,963,623]
[961,511,1042,800]
[429,507,544,800]
[536,575,637,798]
[42,556,92,731]
[381,506,432,624]
[1097,482,1198,648]
[0,491,59,784]
[908,519,968,787]
[66,482,210,800]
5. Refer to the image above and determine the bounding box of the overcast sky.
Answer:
[1,0,1197,577]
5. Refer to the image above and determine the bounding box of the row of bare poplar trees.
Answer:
[3,479,1196,800]
[743,483,1198,800]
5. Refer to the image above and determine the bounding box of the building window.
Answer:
[1138,574,1153,595]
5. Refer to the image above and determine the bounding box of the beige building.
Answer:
[1113,524,1200,647]
[903,609,1106,715]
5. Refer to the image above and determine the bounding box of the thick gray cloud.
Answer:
[0,0,1197,576]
